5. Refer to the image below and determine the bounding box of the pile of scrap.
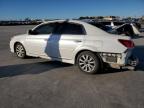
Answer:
[109,23,141,37]
[87,21,141,37]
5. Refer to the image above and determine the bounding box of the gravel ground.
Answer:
[0,25,144,108]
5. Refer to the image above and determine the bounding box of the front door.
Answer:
[24,23,58,57]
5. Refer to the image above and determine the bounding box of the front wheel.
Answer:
[76,51,101,74]
[15,43,26,59]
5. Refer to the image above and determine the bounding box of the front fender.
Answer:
[10,35,26,53]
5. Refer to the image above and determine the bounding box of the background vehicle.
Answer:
[10,20,138,74]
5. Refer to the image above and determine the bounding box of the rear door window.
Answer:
[61,23,86,35]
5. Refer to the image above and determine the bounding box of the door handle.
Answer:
[74,40,82,43]
[44,39,48,41]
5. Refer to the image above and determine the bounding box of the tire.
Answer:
[76,51,101,74]
[15,43,26,59]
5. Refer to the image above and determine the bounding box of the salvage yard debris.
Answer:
[87,21,141,37]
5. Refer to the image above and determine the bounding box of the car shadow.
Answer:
[0,61,71,78]
[98,67,129,75]
[133,45,144,71]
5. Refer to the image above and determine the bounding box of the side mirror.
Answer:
[28,29,33,35]
[28,29,38,35]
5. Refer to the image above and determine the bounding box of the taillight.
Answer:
[118,39,134,48]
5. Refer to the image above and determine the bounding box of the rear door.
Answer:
[54,22,86,59]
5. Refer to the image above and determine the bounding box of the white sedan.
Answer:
[10,20,138,74]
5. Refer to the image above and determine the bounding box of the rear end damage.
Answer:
[99,39,138,70]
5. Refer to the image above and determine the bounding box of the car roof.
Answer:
[37,20,109,35]
[43,20,87,25]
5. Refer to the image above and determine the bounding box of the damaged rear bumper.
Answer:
[100,51,139,70]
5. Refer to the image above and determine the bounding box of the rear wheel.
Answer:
[76,51,101,74]
[15,43,26,58]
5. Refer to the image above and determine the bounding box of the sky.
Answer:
[0,0,144,20]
